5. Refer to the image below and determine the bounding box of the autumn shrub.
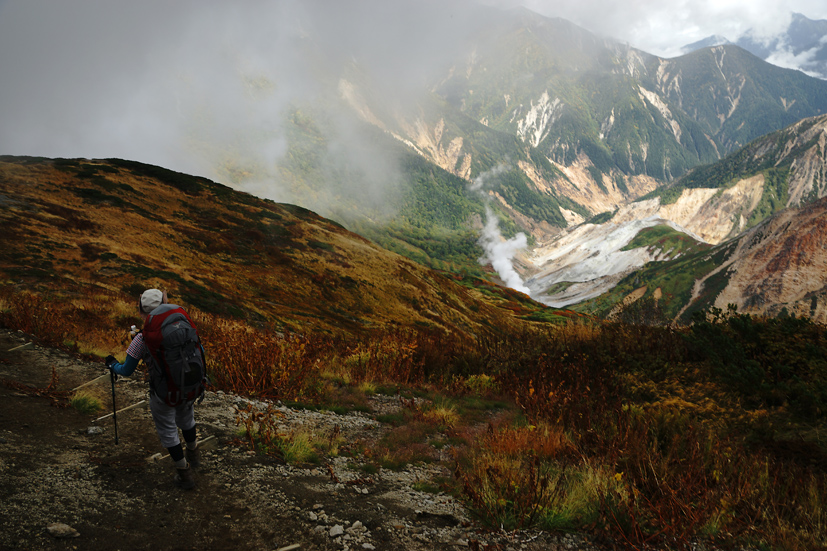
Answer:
[451,374,499,396]
[687,309,827,419]
[0,288,134,358]
[455,422,625,531]
[202,317,325,401]
[420,399,460,429]
[372,421,438,469]
[456,318,827,550]
[0,290,67,345]
[276,430,318,464]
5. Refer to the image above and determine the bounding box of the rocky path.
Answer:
[0,329,600,551]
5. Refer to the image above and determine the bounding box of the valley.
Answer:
[3,3,827,549]
[243,8,827,321]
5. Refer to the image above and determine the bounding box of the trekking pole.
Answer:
[109,368,119,445]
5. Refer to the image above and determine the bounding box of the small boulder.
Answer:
[46,523,79,538]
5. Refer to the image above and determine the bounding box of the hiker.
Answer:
[105,289,206,490]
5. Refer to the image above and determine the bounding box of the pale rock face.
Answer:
[398,117,472,180]
[638,87,682,144]
[599,108,615,140]
[338,79,386,130]
[518,157,658,220]
[560,208,585,227]
[516,92,563,148]
[604,177,764,246]
[687,175,765,242]
[655,176,765,244]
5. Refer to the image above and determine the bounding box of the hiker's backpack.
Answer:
[142,304,206,407]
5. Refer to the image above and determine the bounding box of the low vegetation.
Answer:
[3,288,826,551]
[69,389,103,415]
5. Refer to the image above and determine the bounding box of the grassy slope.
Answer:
[0,156,572,337]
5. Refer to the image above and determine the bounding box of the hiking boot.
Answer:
[186,447,200,469]
[174,465,195,490]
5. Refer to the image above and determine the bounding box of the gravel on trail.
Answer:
[0,329,602,551]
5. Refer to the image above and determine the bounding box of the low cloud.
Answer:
[765,36,827,78]
[0,0,478,215]
[495,0,827,57]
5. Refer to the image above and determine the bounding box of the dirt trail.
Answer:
[0,330,599,551]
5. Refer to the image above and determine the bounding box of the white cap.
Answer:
[140,289,165,314]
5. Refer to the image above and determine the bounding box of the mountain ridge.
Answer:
[681,13,827,79]
[523,112,827,313]
[0,155,569,339]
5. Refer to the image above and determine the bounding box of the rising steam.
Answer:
[470,165,531,295]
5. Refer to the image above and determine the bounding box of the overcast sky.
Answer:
[1,0,825,189]
[512,0,827,57]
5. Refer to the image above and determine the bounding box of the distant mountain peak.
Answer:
[678,13,827,79]
[681,35,732,54]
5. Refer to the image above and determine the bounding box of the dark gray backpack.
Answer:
[143,304,206,406]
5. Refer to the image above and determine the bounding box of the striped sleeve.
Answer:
[126,332,146,359]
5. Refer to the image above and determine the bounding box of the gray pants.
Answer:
[149,392,196,449]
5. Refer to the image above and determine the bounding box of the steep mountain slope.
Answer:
[322,7,827,262]
[526,113,827,311]
[575,195,827,323]
[426,10,827,185]
[644,113,827,240]
[150,5,827,291]
[0,156,562,337]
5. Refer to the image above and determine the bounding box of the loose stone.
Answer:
[46,523,79,538]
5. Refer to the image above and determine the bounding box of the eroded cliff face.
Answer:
[518,157,658,218]
[655,176,766,243]
[714,197,827,322]
[396,117,473,181]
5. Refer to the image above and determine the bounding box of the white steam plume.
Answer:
[470,164,531,295]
